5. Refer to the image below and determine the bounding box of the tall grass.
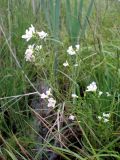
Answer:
[39,0,94,87]
[65,0,94,44]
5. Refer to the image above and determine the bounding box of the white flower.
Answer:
[63,60,69,67]
[28,44,34,50]
[37,31,48,39]
[98,116,102,121]
[75,44,80,52]
[106,92,111,97]
[71,93,78,98]
[40,88,52,99]
[29,24,35,33]
[46,88,52,96]
[103,118,109,123]
[86,81,97,92]
[74,63,78,67]
[103,113,110,118]
[48,98,56,108]
[98,91,103,96]
[40,93,48,99]
[98,113,110,123]
[25,45,35,62]
[69,114,75,121]
[35,45,42,51]
[67,46,76,55]
[22,24,35,41]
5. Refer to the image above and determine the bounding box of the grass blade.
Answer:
[80,0,94,39]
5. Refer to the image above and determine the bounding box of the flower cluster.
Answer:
[86,81,97,92]
[37,31,48,39]
[24,44,43,62]
[67,46,76,55]
[70,81,112,99]
[63,60,69,67]
[22,24,48,41]
[67,45,80,55]
[22,24,48,62]
[22,24,35,41]
[40,88,56,108]
[98,113,110,123]
[69,114,75,121]
[24,45,35,62]
[70,81,112,100]
[86,82,111,97]
[63,44,80,67]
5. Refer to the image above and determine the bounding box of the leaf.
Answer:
[5,149,17,160]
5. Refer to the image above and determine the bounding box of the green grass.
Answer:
[0,0,120,159]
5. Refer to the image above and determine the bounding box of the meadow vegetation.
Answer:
[0,0,120,159]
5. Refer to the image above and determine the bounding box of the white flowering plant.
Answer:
[20,18,119,159]
[22,25,49,68]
